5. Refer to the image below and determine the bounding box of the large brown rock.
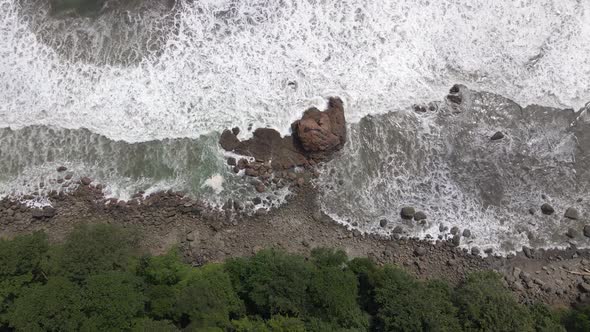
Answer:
[291,97,346,154]
[218,97,346,169]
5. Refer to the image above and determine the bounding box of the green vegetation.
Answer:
[0,224,586,331]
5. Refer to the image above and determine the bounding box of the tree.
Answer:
[453,271,534,332]
[372,266,461,331]
[226,249,312,318]
[81,271,146,331]
[51,224,140,282]
[175,264,244,330]
[138,248,190,286]
[7,276,85,331]
[131,318,179,332]
[0,232,49,324]
[528,303,566,332]
[307,249,368,329]
[561,304,590,332]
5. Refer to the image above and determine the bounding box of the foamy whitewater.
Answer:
[1,0,590,254]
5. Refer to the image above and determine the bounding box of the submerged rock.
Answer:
[541,203,555,215]
[490,131,505,140]
[413,211,427,221]
[565,207,580,220]
[400,207,415,219]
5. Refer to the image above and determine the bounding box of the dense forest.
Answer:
[0,224,588,331]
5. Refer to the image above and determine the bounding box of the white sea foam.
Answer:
[1,0,589,143]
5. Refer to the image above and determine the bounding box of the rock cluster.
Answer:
[219,97,346,192]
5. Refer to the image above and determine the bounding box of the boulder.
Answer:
[462,229,471,238]
[584,225,590,238]
[400,207,415,220]
[56,166,67,172]
[219,130,240,151]
[540,203,554,215]
[413,211,427,221]
[490,131,505,140]
[566,228,578,239]
[414,247,427,257]
[471,247,480,255]
[450,226,459,235]
[227,157,237,166]
[565,207,580,220]
[392,226,403,234]
[379,219,388,228]
[80,177,92,186]
[291,97,346,154]
[451,234,461,247]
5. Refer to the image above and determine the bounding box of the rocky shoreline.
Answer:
[1,176,590,308]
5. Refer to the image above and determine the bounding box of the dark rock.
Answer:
[232,127,240,136]
[80,177,92,186]
[566,228,578,239]
[490,131,505,140]
[392,226,403,234]
[255,183,266,193]
[484,248,493,254]
[471,247,480,255]
[462,229,471,238]
[413,105,427,113]
[452,234,461,246]
[379,219,388,228]
[56,166,67,172]
[219,130,240,151]
[450,226,459,235]
[252,197,262,205]
[42,207,57,218]
[523,246,534,259]
[439,224,447,232]
[528,208,535,215]
[579,282,590,293]
[413,211,427,221]
[447,94,462,104]
[227,157,237,166]
[583,225,590,238]
[414,247,427,256]
[245,168,259,177]
[540,203,554,215]
[400,207,415,220]
[237,158,249,169]
[352,230,362,238]
[565,207,580,220]
[31,209,44,219]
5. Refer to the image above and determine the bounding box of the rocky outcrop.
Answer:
[218,97,346,170]
[291,97,346,155]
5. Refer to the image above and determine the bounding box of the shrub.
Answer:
[453,271,534,332]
